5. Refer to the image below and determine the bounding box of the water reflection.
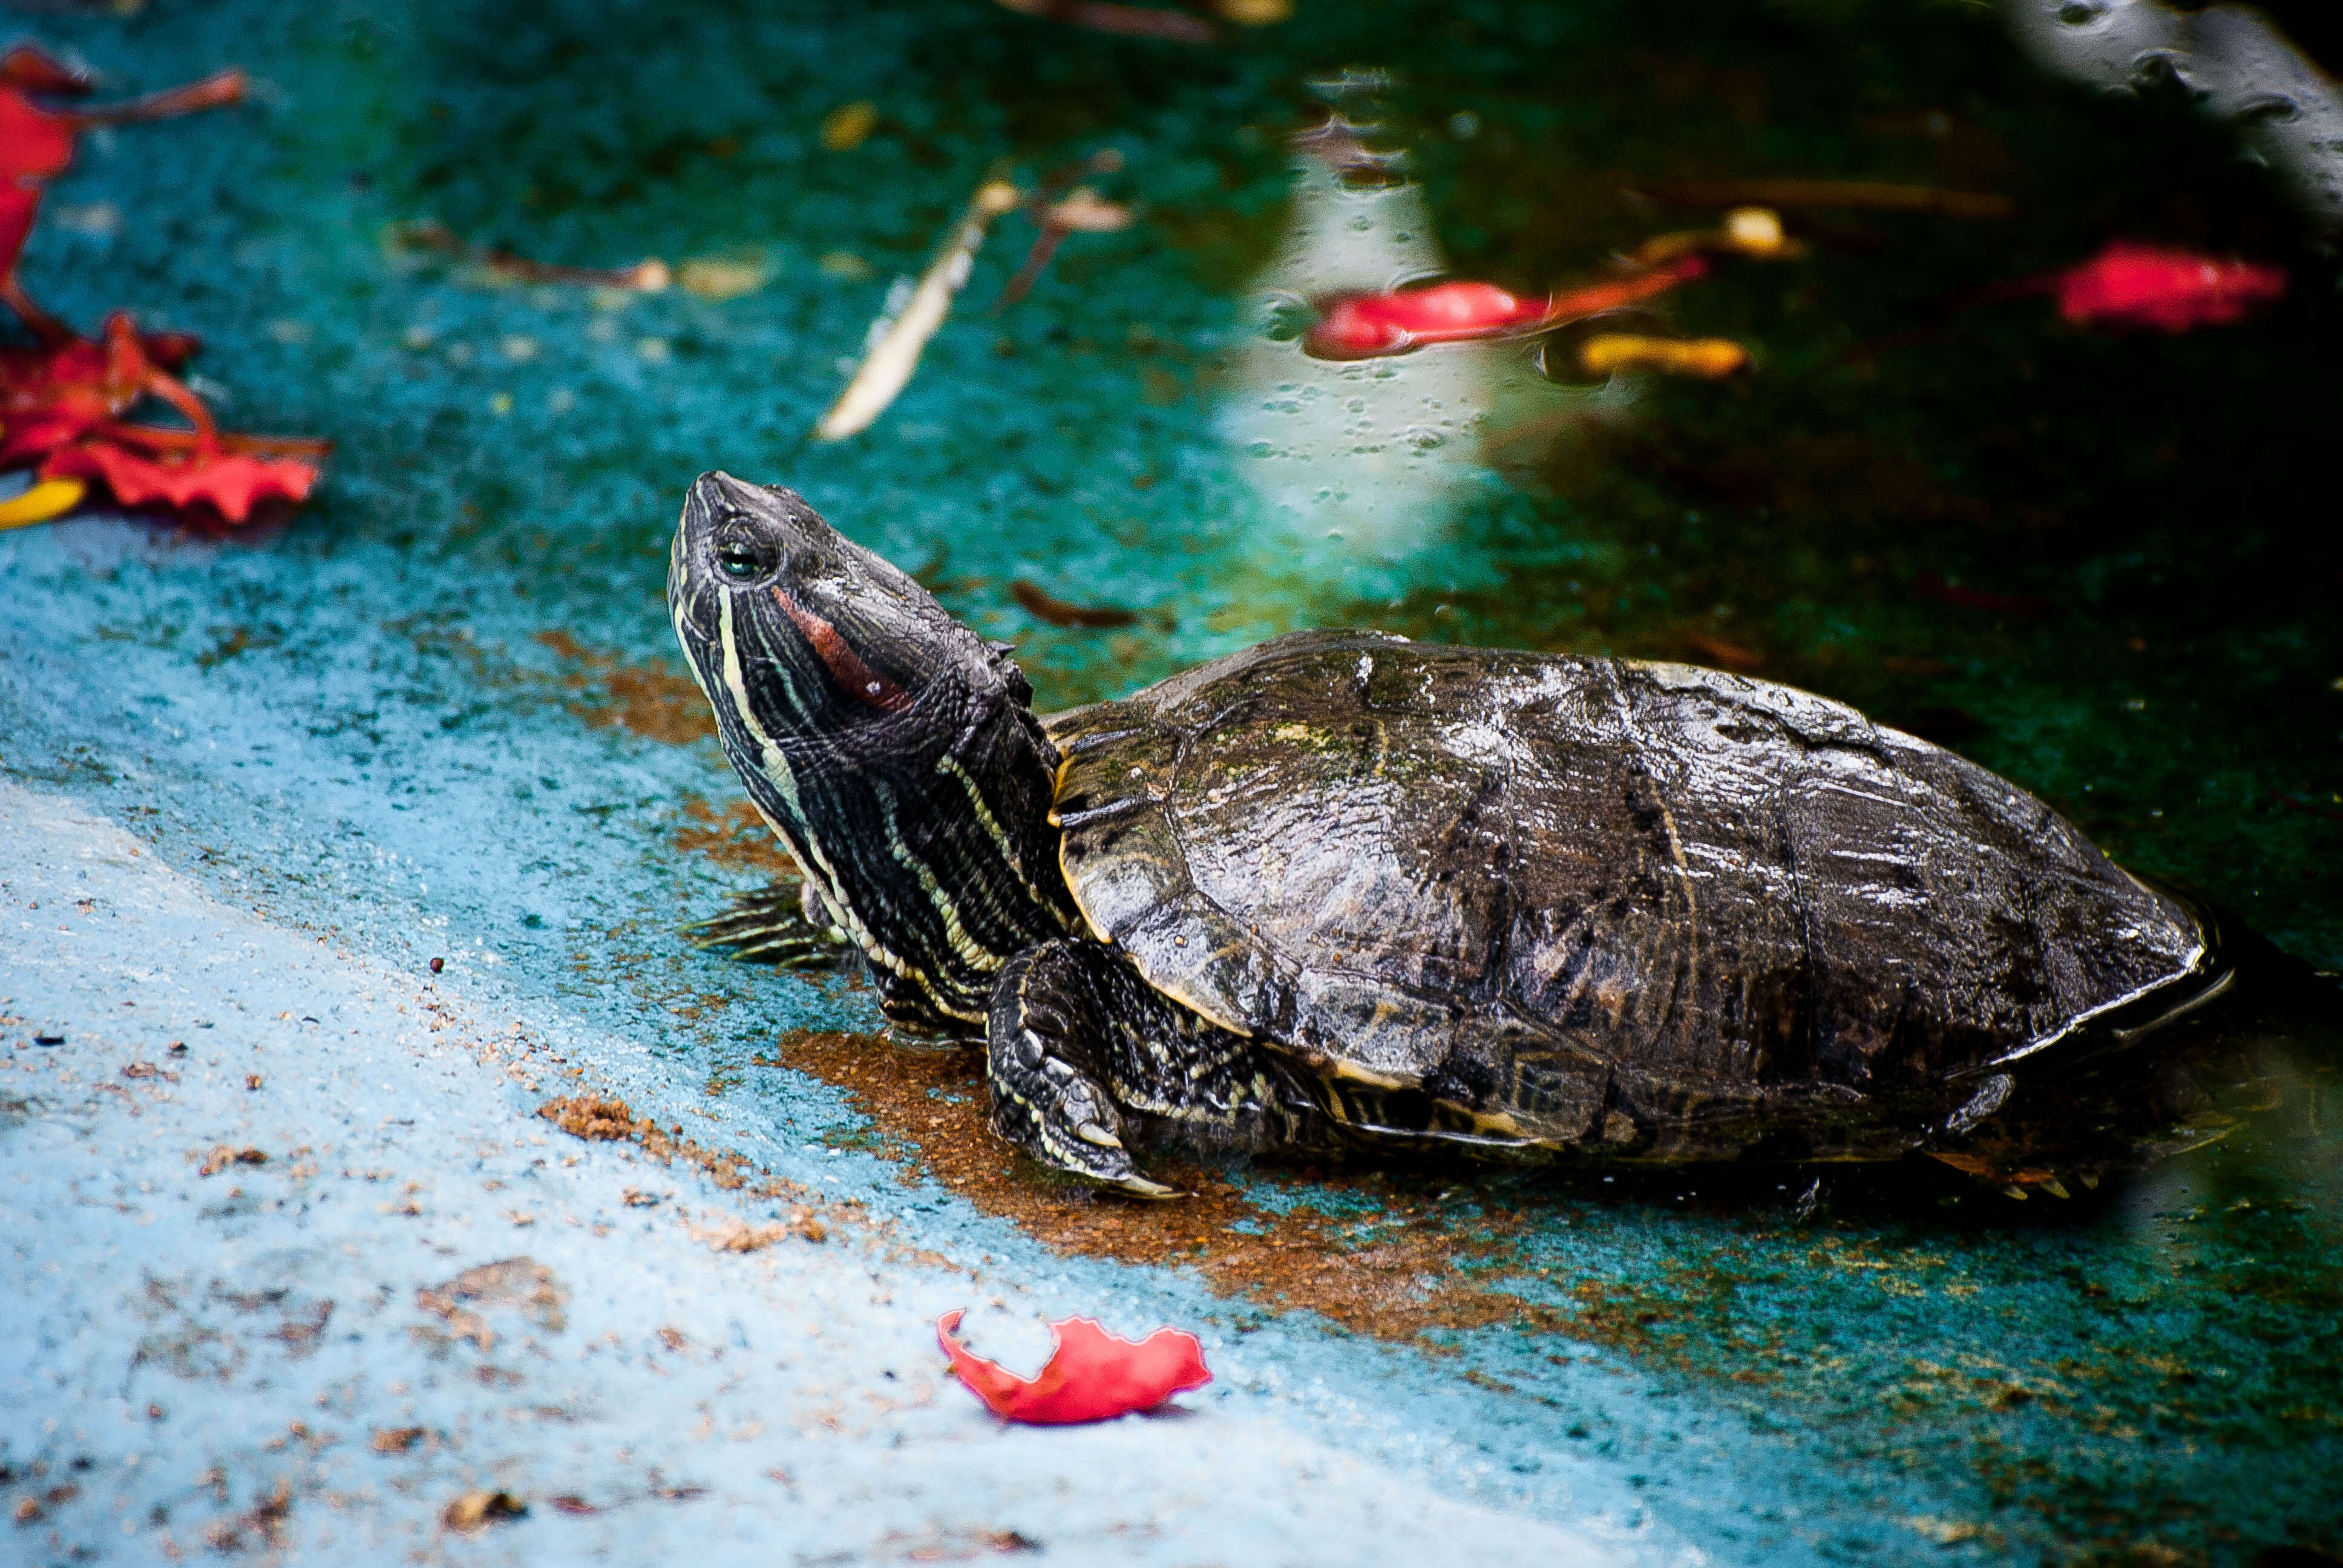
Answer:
[1219,113,1548,561]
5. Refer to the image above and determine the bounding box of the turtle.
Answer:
[667,471,2263,1198]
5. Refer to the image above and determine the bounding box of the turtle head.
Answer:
[670,471,1029,727]
[668,472,1072,1028]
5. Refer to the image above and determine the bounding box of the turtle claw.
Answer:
[685,879,847,969]
[991,1089,1167,1193]
[1113,1172,1181,1200]
[1928,1148,2095,1200]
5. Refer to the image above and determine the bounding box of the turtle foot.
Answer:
[684,878,846,969]
[987,938,1181,1198]
[1924,1149,2105,1201]
[989,1050,1164,1192]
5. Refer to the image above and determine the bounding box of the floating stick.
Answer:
[815,176,1021,442]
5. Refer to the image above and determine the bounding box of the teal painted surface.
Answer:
[2,1,2338,1563]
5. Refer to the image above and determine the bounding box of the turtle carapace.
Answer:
[668,472,2232,1196]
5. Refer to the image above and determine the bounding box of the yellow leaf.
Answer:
[0,478,88,531]
[1580,335,1749,379]
[821,101,878,152]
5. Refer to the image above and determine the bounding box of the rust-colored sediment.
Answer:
[536,629,716,745]
[537,1093,825,1241]
[671,797,796,877]
[762,1030,1560,1341]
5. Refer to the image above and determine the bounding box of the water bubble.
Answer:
[2130,50,2186,89]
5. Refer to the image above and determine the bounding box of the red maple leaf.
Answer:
[2053,241,2285,333]
[0,44,95,98]
[0,54,313,528]
[0,54,243,278]
[936,1309,1211,1425]
[41,440,315,524]
[1305,257,1709,360]
[0,85,75,183]
[0,311,152,453]
[0,185,40,290]
[1,311,323,524]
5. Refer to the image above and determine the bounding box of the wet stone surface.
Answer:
[2,0,2339,1564]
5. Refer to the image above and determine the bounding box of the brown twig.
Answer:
[994,228,1071,312]
[992,149,1128,311]
[0,276,74,347]
[993,0,1217,44]
[1011,581,1138,628]
[64,68,245,129]
[388,220,668,291]
[1636,178,2011,219]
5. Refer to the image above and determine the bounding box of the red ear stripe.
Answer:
[769,585,913,713]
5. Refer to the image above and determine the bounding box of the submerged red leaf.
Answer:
[1913,570,2049,617]
[2054,241,2284,333]
[936,1309,1211,1425]
[992,0,1218,45]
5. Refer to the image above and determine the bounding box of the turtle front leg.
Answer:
[988,939,1172,1196]
[986,937,1326,1197]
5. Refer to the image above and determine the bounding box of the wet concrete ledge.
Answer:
[0,781,1673,1566]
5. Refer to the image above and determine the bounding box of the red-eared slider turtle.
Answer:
[669,472,2244,1196]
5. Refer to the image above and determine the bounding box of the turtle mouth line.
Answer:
[767,584,913,713]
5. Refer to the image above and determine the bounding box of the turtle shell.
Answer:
[1046,630,2209,1156]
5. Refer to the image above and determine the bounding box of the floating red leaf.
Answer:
[1309,281,1548,359]
[936,1309,1211,1425]
[2054,241,2284,333]
[0,313,157,458]
[1304,258,1709,360]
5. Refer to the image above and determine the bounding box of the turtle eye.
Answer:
[715,534,774,583]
